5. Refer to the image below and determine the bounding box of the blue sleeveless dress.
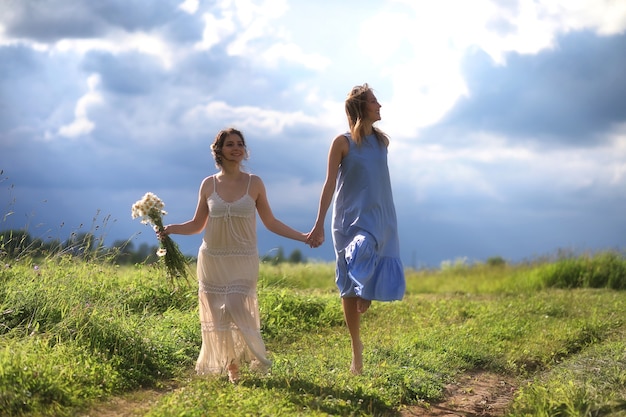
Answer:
[332,132,405,301]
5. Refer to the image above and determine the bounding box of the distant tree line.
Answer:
[259,246,306,265]
[0,229,306,265]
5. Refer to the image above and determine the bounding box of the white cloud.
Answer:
[364,0,626,138]
[392,134,513,202]
[178,0,199,15]
[0,25,48,51]
[195,0,326,70]
[232,0,288,26]
[56,74,103,139]
[393,127,626,205]
[0,10,178,68]
[260,42,331,70]
[55,30,177,69]
[195,12,236,51]
[195,0,288,54]
[183,100,319,135]
[603,123,626,185]
[540,0,626,35]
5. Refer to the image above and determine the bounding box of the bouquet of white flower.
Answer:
[131,192,188,283]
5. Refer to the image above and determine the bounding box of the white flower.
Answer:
[131,192,167,225]
[132,191,188,283]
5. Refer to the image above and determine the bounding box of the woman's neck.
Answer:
[219,162,242,178]
[362,121,374,136]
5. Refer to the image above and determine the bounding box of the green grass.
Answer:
[1,251,625,416]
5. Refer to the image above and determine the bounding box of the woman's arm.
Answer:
[162,177,211,236]
[307,135,348,247]
[252,175,307,243]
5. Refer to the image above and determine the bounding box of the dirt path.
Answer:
[80,382,180,417]
[402,371,518,417]
[83,371,517,417]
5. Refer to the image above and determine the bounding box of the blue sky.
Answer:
[1,0,625,268]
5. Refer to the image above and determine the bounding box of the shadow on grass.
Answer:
[242,375,401,416]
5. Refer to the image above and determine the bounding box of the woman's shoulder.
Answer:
[199,175,217,194]
[247,172,261,182]
[335,132,351,142]
[200,174,216,185]
[331,133,351,151]
[246,173,266,201]
[247,173,265,190]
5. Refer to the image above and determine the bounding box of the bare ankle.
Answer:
[350,341,364,375]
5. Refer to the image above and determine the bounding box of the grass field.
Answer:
[1,251,625,416]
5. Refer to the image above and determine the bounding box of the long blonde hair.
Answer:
[345,83,389,147]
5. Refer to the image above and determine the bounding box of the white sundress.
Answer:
[195,174,271,375]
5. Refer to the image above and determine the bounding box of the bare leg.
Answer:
[342,297,365,374]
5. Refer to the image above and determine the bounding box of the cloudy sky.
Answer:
[1,0,625,268]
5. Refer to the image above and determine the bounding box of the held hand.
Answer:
[306,226,325,248]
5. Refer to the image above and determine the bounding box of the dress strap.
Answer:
[246,173,252,194]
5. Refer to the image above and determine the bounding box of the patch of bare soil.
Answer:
[401,371,518,417]
[79,381,180,417]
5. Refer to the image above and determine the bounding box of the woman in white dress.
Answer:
[159,128,308,383]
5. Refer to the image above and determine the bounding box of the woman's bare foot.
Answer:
[227,363,239,384]
[350,341,364,375]
[356,298,371,314]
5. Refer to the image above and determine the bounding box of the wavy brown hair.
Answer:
[211,127,249,167]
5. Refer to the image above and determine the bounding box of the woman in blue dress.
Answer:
[307,84,405,374]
